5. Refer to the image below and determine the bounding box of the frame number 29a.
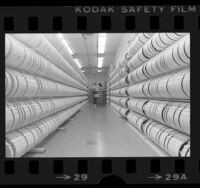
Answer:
[165,173,187,181]
[148,173,187,181]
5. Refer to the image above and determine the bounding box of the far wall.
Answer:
[83,71,108,88]
[84,71,108,104]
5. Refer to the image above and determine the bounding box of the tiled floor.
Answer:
[25,104,164,157]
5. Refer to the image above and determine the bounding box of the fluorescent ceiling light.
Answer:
[98,46,105,54]
[98,57,103,68]
[98,70,102,72]
[74,59,82,68]
[99,33,107,37]
[57,34,74,55]
[98,33,107,54]
[81,70,85,72]
[57,33,64,39]
[99,37,106,46]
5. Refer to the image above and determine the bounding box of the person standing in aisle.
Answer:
[93,83,103,107]
[96,83,103,91]
[91,83,97,107]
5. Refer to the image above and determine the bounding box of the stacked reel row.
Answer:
[107,33,190,157]
[5,34,89,158]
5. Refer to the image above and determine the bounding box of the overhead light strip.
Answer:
[98,33,107,54]
[98,57,103,68]
[74,59,82,68]
[57,34,74,55]
[98,33,107,68]
[58,34,82,68]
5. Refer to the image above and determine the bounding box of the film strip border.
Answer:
[2,15,200,32]
[2,159,195,174]
[1,158,200,183]
[0,6,199,32]
[0,6,200,184]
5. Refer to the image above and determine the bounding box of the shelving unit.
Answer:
[107,33,190,157]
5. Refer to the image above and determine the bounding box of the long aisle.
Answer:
[25,104,165,157]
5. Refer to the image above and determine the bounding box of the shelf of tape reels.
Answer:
[5,34,89,158]
[107,33,190,157]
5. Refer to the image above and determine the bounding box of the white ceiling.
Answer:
[62,33,124,69]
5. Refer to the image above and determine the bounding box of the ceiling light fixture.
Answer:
[98,57,103,68]
[74,59,82,68]
[57,34,74,55]
[98,33,107,54]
